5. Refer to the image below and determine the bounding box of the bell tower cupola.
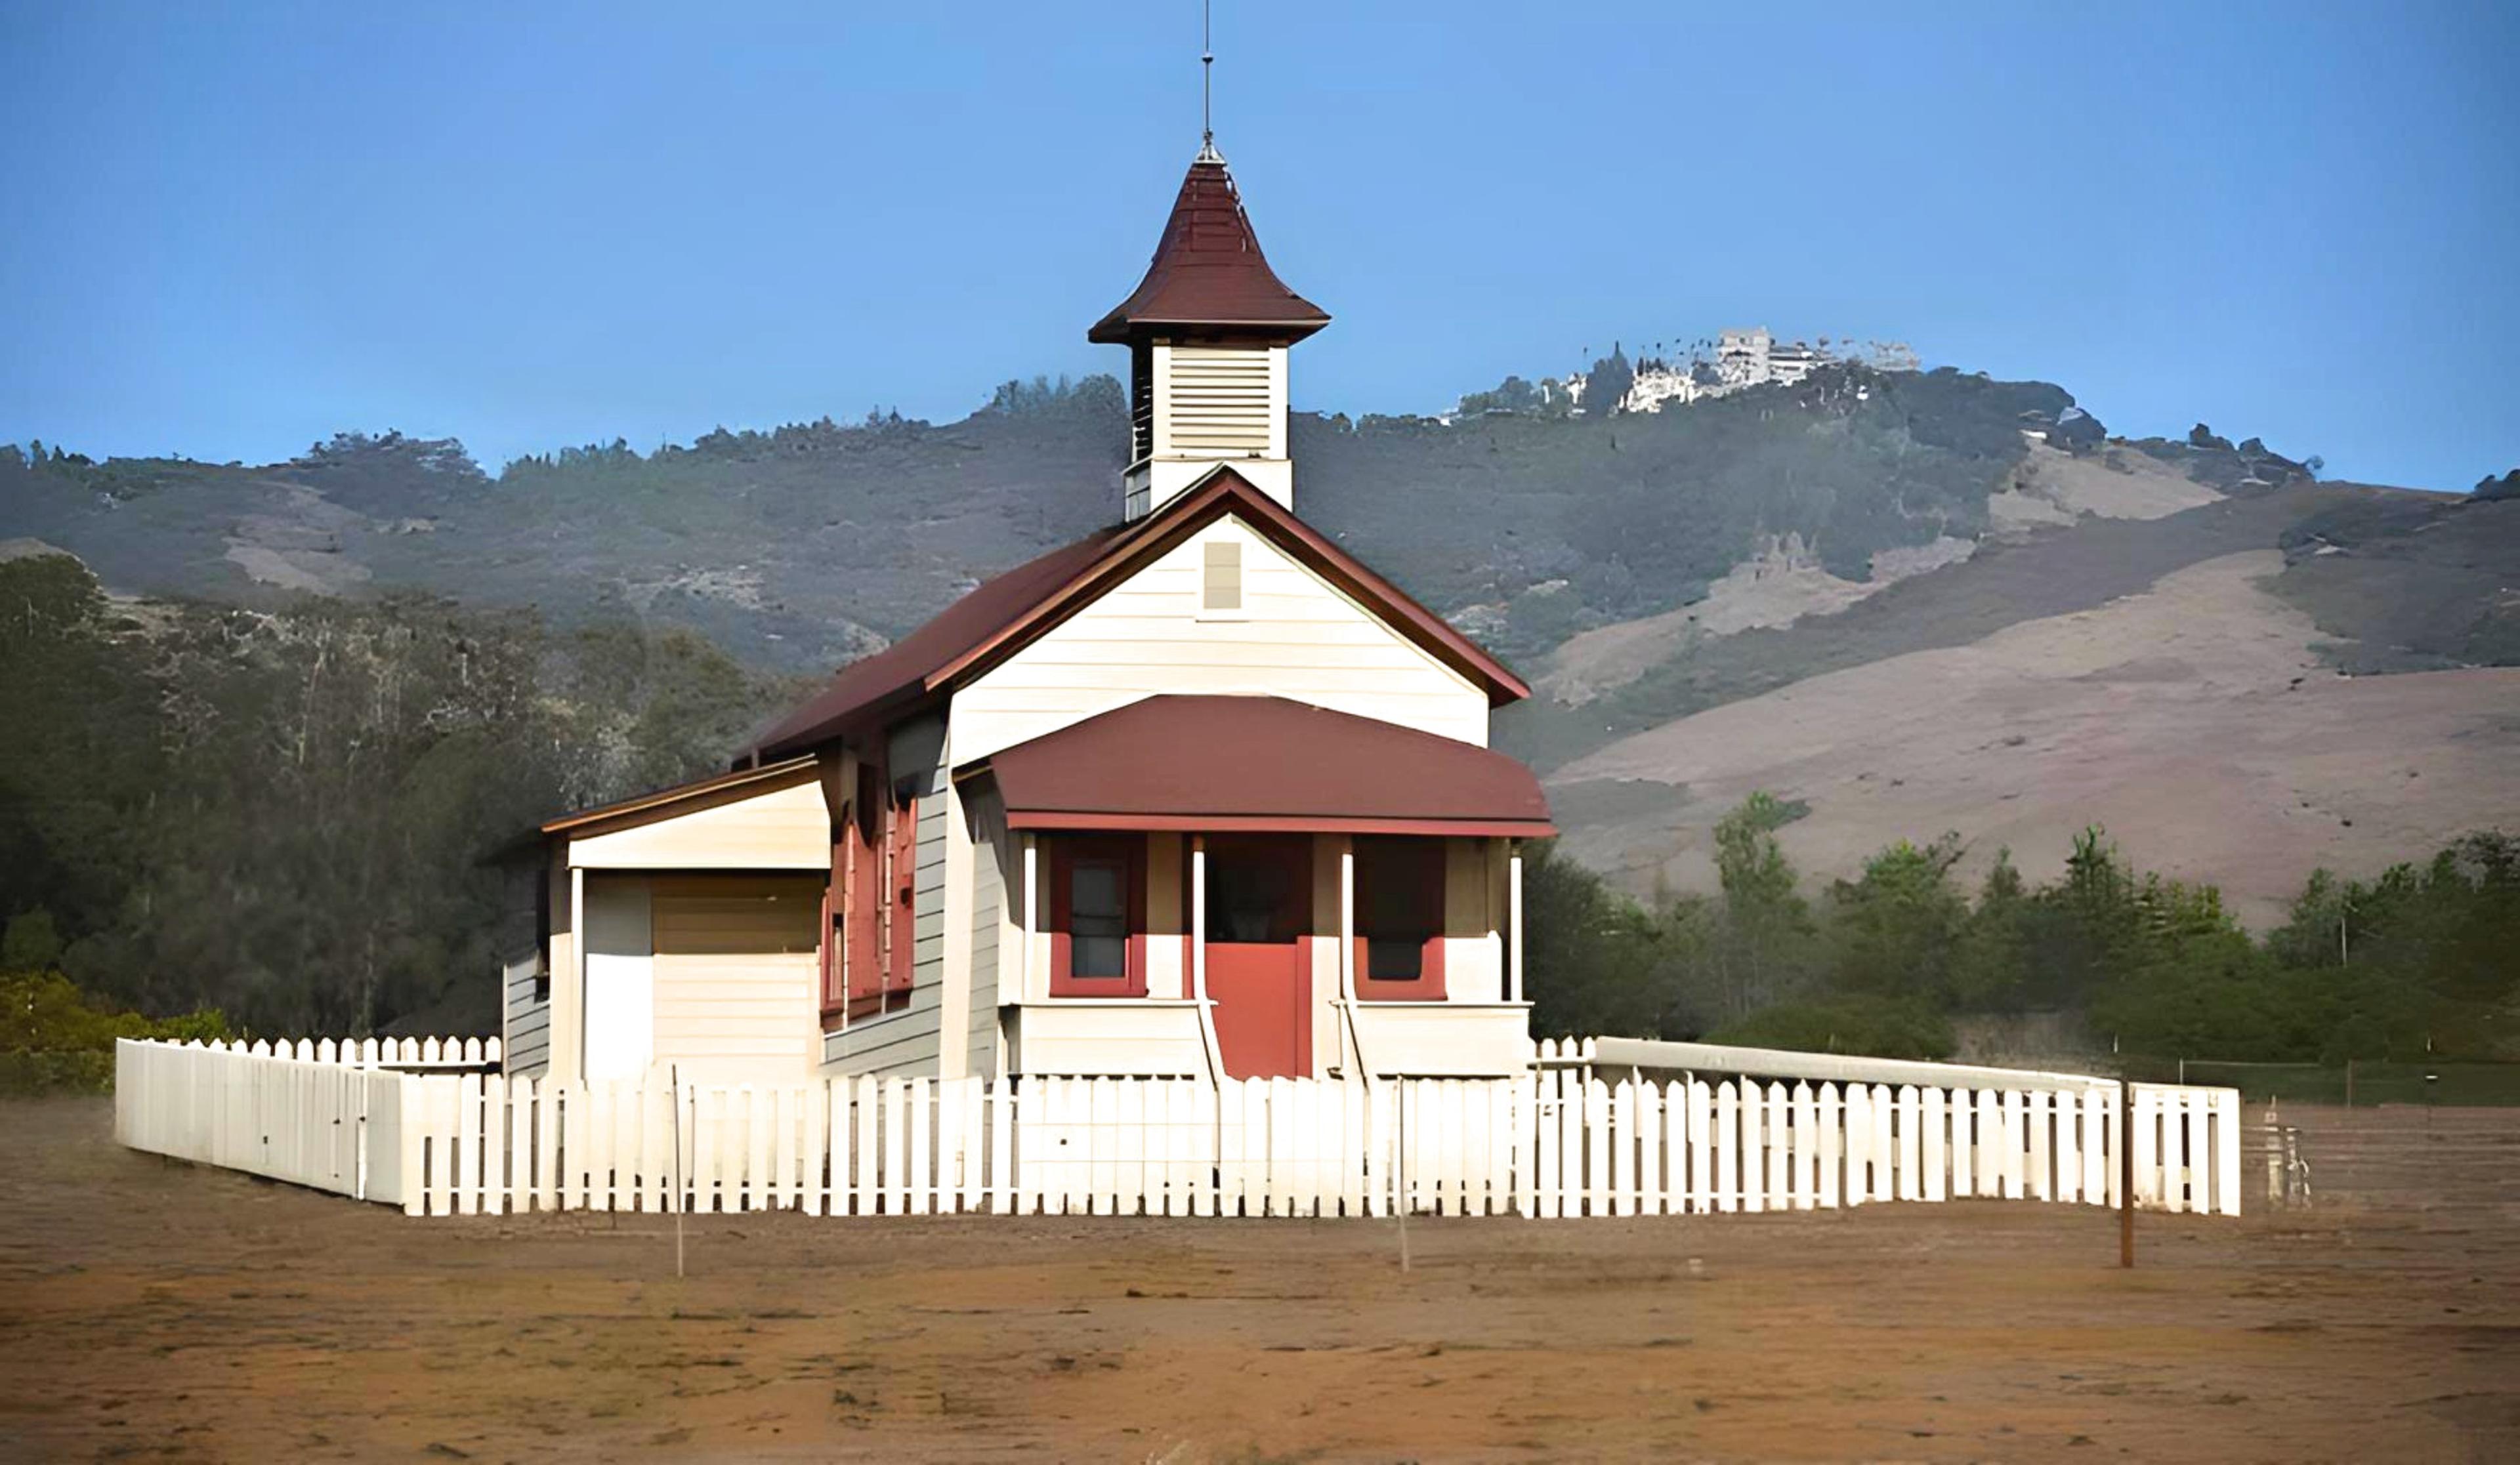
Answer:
[1090,144,1329,521]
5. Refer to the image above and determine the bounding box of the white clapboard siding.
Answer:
[116,1040,2244,1220]
[950,516,1492,763]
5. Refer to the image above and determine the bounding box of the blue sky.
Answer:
[2,1,2513,489]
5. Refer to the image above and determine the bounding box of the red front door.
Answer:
[1204,835,1312,1080]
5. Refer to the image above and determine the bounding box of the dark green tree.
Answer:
[1824,834,1967,1001]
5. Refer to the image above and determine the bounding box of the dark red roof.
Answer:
[744,529,1122,756]
[1087,154,1330,345]
[744,469,1530,765]
[976,695,1555,838]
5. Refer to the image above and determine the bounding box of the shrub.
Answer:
[0,970,230,1091]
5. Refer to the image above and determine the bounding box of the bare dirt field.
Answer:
[3,1098,2513,1463]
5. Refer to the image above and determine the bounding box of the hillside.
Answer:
[5,355,2514,1023]
[1547,546,2520,928]
[0,364,2072,675]
[1511,424,2519,927]
[0,395,1133,675]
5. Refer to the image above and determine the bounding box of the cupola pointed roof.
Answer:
[1087,150,1330,344]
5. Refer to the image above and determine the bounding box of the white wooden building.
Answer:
[509,147,1555,1090]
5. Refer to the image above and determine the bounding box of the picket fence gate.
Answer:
[116,1039,2243,1220]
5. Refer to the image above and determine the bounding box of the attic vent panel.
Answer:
[1164,346,1274,457]
[1202,539,1243,612]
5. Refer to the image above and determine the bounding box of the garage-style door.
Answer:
[649,874,824,1082]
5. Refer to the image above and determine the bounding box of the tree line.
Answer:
[0,554,802,1037]
[5,549,2508,1067]
[1526,792,2517,1064]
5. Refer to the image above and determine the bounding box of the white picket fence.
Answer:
[115,1037,410,1205]
[175,1035,504,1070]
[116,1039,2242,1220]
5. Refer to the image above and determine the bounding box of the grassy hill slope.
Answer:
[7,362,2513,946]
[1544,515,2520,926]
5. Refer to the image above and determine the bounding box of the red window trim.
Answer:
[1351,836,1448,1002]
[1049,833,1148,997]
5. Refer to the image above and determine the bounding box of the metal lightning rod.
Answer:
[1200,0,1218,159]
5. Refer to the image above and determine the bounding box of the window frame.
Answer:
[1350,835,1448,1001]
[1049,834,1148,997]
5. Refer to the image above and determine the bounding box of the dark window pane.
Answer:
[1072,862,1122,918]
[1366,936,1422,981]
[1356,837,1442,981]
[1070,859,1127,978]
[1209,845,1296,942]
[1072,935,1127,978]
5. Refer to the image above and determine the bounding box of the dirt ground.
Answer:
[3,1098,2514,1463]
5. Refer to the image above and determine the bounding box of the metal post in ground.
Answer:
[2118,1075,2135,1269]
[1396,1083,1412,1273]
[671,1063,685,1279]
[2263,1101,2282,1208]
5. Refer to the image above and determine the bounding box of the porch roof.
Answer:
[967,695,1556,838]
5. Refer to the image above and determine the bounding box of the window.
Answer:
[1353,836,1446,999]
[1068,861,1128,978]
[1202,538,1242,613]
[1051,835,1146,996]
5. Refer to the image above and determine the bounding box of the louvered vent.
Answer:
[1162,346,1274,456]
[1129,343,1154,463]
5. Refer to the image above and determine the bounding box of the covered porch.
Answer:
[963,695,1553,1083]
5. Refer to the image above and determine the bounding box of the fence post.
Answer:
[1818,1082,1844,1208]
[1765,1081,1792,1210]
[400,1073,426,1218]
[1610,1079,1636,1218]
[2026,1089,2051,1203]
[2213,1090,2241,1216]
[2118,1075,2135,1268]
[1841,1084,1868,1207]
[1393,1081,1411,1267]
[1715,1081,1740,1214]
[671,1065,684,1273]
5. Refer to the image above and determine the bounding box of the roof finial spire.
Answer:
[1197,0,1222,163]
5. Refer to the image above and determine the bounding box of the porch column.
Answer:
[569,864,587,1081]
[1190,835,1207,1002]
[1021,834,1038,1003]
[1191,835,1223,1086]
[1507,842,1524,1004]
[1337,839,1356,1003]
[1337,836,1364,1083]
